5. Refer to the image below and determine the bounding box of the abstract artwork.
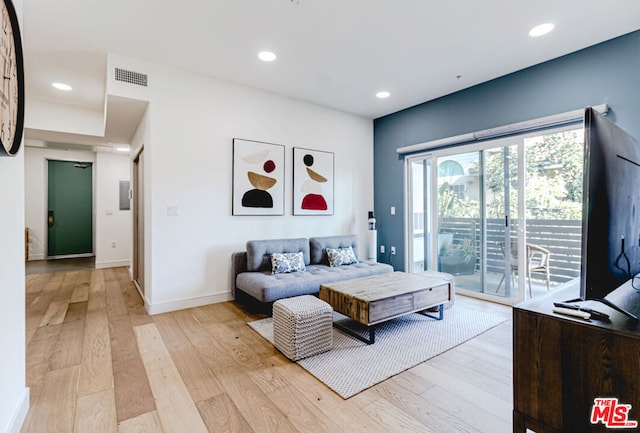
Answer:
[233,138,285,215]
[293,147,334,215]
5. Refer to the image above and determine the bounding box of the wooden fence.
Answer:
[438,217,582,284]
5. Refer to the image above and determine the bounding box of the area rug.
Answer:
[248,306,507,398]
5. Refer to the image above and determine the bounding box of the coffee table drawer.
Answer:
[369,294,414,323]
[413,283,450,309]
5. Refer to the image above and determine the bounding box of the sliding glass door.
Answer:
[407,159,432,273]
[521,129,584,297]
[407,142,524,303]
[483,143,522,300]
[436,151,486,293]
[405,126,584,304]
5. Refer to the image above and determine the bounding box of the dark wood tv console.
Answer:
[513,279,640,432]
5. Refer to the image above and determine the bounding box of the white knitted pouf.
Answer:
[273,295,333,361]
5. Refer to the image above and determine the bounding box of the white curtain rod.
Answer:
[396,104,608,155]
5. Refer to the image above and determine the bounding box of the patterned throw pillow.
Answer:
[326,246,359,267]
[271,252,306,274]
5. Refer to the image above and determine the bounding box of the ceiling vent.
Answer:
[114,67,148,87]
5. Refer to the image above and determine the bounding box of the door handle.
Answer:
[48,211,54,228]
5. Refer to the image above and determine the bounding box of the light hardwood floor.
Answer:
[21,267,514,433]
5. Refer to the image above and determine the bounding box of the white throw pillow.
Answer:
[326,246,359,267]
[271,252,306,274]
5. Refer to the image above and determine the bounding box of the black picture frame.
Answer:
[292,147,334,215]
[232,138,285,216]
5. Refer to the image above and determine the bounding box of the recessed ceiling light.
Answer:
[376,91,390,99]
[258,51,277,62]
[52,82,72,91]
[529,23,554,37]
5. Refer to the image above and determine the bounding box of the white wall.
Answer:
[0,152,28,433]
[109,55,375,313]
[24,146,131,268]
[1,0,28,430]
[95,152,132,268]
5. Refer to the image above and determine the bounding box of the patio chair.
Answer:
[495,241,518,293]
[526,243,551,296]
[495,241,551,297]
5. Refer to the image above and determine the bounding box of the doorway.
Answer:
[133,148,145,295]
[47,159,93,258]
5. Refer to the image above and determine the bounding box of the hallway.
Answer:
[26,257,96,275]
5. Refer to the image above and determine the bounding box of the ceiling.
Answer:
[23,0,640,148]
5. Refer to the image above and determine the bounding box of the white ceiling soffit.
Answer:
[104,96,148,145]
[25,96,148,150]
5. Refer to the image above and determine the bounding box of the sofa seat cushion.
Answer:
[304,262,392,282]
[236,261,393,303]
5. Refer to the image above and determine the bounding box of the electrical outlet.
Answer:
[390,246,396,255]
[111,242,116,248]
[380,245,385,254]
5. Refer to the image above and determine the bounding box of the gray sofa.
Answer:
[231,234,393,307]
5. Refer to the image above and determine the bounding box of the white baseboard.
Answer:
[7,387,29,433]
[147,291,233,315]
[95,259,131,269]
[27,254,44,261]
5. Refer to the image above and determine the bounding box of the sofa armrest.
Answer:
[231,252,248,298]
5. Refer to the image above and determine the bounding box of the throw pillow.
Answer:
[271,252,306,274]
[326,246,359,267]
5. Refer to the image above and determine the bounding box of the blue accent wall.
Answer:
[373,30,640,270]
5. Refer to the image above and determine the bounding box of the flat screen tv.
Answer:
[578,107,640,319]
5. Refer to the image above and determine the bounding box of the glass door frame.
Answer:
[405,156,432,274]
[404,137,527,306]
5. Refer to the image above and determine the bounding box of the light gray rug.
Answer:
[248,306,507,398]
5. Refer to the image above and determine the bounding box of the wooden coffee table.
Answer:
[319,271,452,344]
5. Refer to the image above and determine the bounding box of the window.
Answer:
[438,160,464,177]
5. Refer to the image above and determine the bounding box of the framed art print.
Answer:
[232,138,285,215]
[293,147,334,215]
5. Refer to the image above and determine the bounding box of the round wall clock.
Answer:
[0,0,24,157]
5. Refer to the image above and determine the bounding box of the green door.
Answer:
[47,160,93,257]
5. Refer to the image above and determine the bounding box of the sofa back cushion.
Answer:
[246,238,310,272]
[309,234,359,266]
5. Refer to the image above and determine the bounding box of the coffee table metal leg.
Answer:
[333,321,376,345]
[334,304,444,344]
[418,304,444,321]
